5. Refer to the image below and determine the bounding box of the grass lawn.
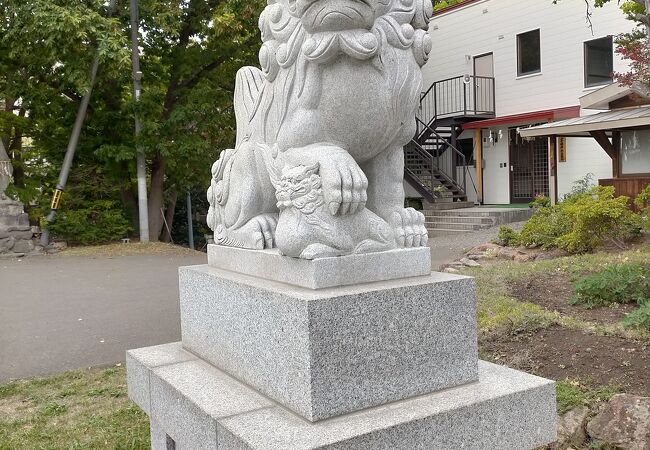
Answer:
[1,243,648,448]
[0,366,149,450]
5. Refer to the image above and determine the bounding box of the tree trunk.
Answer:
[8,108,25,188]
[160,188,178,242]
[121,185,139,232]
[147,152,166,241]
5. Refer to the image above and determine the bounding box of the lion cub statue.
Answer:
[207,0,432,258]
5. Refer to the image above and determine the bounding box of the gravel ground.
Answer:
[428,221,526,270]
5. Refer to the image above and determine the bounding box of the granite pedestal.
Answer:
[127,246,557,449]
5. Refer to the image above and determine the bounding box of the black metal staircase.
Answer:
[405,75,496,204]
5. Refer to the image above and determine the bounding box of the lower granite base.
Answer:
[127,342,557,450]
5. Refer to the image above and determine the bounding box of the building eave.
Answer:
[519,106,650,137]
[462,106,581,130]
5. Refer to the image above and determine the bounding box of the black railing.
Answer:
[417,75,495,131]
[414,117,468,197]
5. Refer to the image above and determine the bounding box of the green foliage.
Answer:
[529,194,550,209]
[636,183,650,229]
[0,366,150,449]
[518,186,642,253]
[571,263,650,308]
[494,226,520,247]
[48,200,133,245]
[562,173,595,202]
[433,0,464,11]
[1,0,267,242]
[623,301,650,329]
[556,380,619,415]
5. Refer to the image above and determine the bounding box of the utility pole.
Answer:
[186,191,194,250]
[41,0,118,247]
[130,0,150,243]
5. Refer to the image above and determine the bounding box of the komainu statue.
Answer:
[207,0,433,259]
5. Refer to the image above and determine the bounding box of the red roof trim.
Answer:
[433,0,483,16]
[462,106,581,130]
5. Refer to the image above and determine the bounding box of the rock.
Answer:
[0,252,25,259]
[460,257,481,267]
[497,247,527,260]
[475,243,501,252]
[11,239,34,254]
[514,253,534,263]
[0,199,24,216]
[443,267,459,273]
[587,394,650,450]
[0,236,14,252]
[556,406,590,448]
[52,241,67,251]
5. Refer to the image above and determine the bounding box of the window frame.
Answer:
[583,36,614,88]
[516,28,542,77]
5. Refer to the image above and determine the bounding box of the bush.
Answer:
[517,186,642,253]
[494,226,520,246]
[571,263,650,309]
[636,183,650,230]
[562,173,595,202]
[623,302,650,329]
[48,200,133,245]
[529,194,550,209]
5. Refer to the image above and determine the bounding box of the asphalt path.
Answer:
[0,223,510,383]
[0,252,205,382]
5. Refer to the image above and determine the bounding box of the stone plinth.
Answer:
[127,342,557,450]
[179,265,478,422]
[207,245,431,289]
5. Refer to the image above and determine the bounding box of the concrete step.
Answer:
[422,201,474,211]
[425,222,487,231]
[425,228,474,235]
[424,216,495,225]
[425,209,533,220]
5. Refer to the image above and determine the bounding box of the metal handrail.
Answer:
[418,75,496,127]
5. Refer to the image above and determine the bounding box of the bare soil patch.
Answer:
[508,273,637,325]
[482,327,650,396]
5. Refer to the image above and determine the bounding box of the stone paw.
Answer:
[215,213,278,250]
[389,207,428,248]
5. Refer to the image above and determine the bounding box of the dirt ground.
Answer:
[483,326,650,396]
[509,273,638,324]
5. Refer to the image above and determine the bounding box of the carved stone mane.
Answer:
[207,0,432,258]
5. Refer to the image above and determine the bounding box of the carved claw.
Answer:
[215,213,278,250]
[318,147,368,216]
[390,208,428,248]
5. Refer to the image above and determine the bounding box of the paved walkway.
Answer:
[0,226,514,382]
[428,221,525,270]
[0,251,205,382]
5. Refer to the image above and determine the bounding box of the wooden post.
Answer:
[475,128,483,204]
[612,131,621,177]
[549,136,558,205]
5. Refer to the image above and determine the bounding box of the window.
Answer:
[620,130,650,175]
[517,29,541,76]
[584,36,613,87]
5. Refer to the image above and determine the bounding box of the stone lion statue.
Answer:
[207,0,432,259]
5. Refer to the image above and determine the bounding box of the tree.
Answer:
[1,0,267,242]
[433,0,464,11]
[585,0,650,94]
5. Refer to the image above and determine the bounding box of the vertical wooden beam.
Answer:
[549,136,558,205]
[475,128,484,204]
[612,131,621,178]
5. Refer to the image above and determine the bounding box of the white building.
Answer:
[408,0,636,205]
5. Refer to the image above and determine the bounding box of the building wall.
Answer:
[421,0,630,204]
[424,0,633,117]
[557,137,613,198]
[481,127,510,204]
